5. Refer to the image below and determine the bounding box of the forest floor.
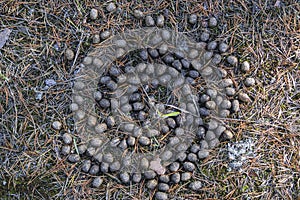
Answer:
[0,0,299,199]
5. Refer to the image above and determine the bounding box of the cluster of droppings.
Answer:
[57,15,255,199]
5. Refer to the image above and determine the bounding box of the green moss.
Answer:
[0,176,61,199]
[0,72,9,81]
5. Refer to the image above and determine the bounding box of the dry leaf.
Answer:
[274,0,281,7]
[0,28,12,49]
